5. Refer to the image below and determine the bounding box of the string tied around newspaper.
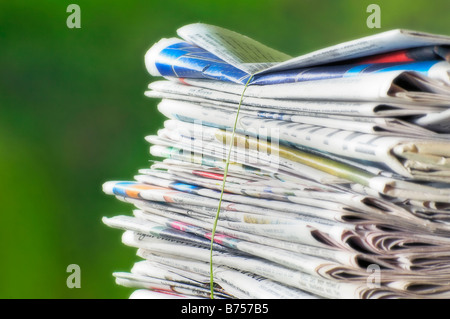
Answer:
[209,74,254,299]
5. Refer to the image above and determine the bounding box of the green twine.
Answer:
[209,74,254,299]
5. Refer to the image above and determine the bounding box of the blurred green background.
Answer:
[0,0,448,299]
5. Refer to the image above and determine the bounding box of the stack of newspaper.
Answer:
[103,24,450,299]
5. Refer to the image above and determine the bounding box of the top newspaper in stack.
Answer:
[147,23,450,80]
[145,24,450,131]
[143,24,450,190]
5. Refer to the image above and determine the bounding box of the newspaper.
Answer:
[147,122,450,217]
[102,214,228,252]
[133,248,318,299]
[136,167,337,202]
[156,100,450,183]
[113,271,230,299]
[146,134,348,185]
[121,231,450,298]
[148,146,343,191]
[146,80,446,117]
[147,23,450,80]
[146,36,450,85]
[179,72,450,105]
[413,108,450,133]
[146,22,450,137]
[103,181,450,258]
[160,100,437,137]
[102,23,450,299]
[149,118,450,204]
[135,250,318,299]
[350,45,450,64]
[132,166,428,222]
[131,171,425,229]
[146,96,438,138]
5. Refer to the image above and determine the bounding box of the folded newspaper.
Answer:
[103,23,450,299]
